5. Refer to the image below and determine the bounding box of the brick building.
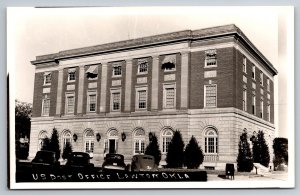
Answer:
[28,24,277,169]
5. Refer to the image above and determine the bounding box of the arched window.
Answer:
[204,128,218,154]
[38,131,48,150]
[162,128,173,153]
[62,130,72,150]
[105,129,119,154]
[133,128,145,154]
[84,129,95,154]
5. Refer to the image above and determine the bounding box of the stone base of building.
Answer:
[29,108,275,170]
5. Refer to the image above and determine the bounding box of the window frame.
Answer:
[41,94,50,116]
[161,128,174,154]
[260,99,264,118]
[204,49,217,68]
[162,54,176,72]
[133,128,146,154]
[260,72,264,86]
[163,83,176,110]
[67,68,76,82]
[87,90,97,113]
[204,84,217,108]
[252,65,256,80]
[243,89,247,111]
[137,58,148,74]
[62,130,72,150]
[65,92,75,114]
[243,57,247,74]
[112,64,122,77]
[204,128,218,155]
[43,72,51,85]
[252,95,256,115]
[267,78,270,91]
[110,88,122,112]
[84,129,95,154]
[267,104,271,122]
[135,86,148,111]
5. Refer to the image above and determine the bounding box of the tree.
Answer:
[145,133,161,165]
[15,100,32,159]
[252,130,270,167]
[62,142,73,160]
[237,131,254,172]
[49,128,61,160]
[166,130,185,168]
[273,137,288,170]
[184,136,204,169]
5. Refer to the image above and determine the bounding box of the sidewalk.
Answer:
[207,171,288,181]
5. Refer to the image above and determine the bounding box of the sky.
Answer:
[8,7,293,138]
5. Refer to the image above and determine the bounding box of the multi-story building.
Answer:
[29,24,277,169]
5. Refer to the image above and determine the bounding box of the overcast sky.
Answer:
[8,7,293,138]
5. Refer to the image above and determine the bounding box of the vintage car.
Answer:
[102,153,127,172]
[130,154,157,172]
[31,150,60,172]
[65,152,94,172]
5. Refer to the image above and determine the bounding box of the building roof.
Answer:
[31,24,278,75]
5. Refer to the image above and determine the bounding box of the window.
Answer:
[43,72,51,85]
[38,131,48,150]
[204,128,218,154]
[162,54,176,71]
[136,87,147,110]
[87,91,97,112]
[42,94,50,116]
[84,129,95,154]
[112,64,122,76]
[243,89,247,111]
[133,129,145,154]
[205,49,217,67]
[68,68,76,82]
[138,59,148,74]
[252,95,256,115]
[243,57,247,73]
[205,85,217,107]
[65,93,75,114]
[163,84,176,109]
[162,128,173,153]
[111,90,121,111]
[260,72,264,85]
[260,100,264,118]
[252,66,255,80]
[267,79,270,91]
[86,65,98,79]
[62,130,72,150]
[267,104,271,121]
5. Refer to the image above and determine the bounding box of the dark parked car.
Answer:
[31,150,60,172]
[65,152,94,172]
[102,154,127,172]
[130,154,157,172]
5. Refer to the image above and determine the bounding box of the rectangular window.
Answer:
[205,85,217,107]
[165,88,175,108]
[138,59,148,74]
[163,137,172,153]
[137,90,147,109]
[205,49,217,67]
[44,73,51,85]
[243,57,247,73]
[252,95,256,115]
[68,68,76,82]
[113,66,122,76]
[87,91,97,112]
[252,66,256,80]
[260,100,264,118]
[267,78,270,91]
[112,92,121,111]
[260,72,264,85]
[134,140,145,154]
[267,104,271,122]
[243,89,247,111]
[42,96,50,116]
[66,93,75,114]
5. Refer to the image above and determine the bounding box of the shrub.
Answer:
[49,128,61,160]
[252,131,270,167]
[166,130,185,168]
[237,131,254,172]
[62,142,73,160]
[184,136,204,169]
[41,137,51,151]
[273,137,288,170]
[145,133,161,165]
